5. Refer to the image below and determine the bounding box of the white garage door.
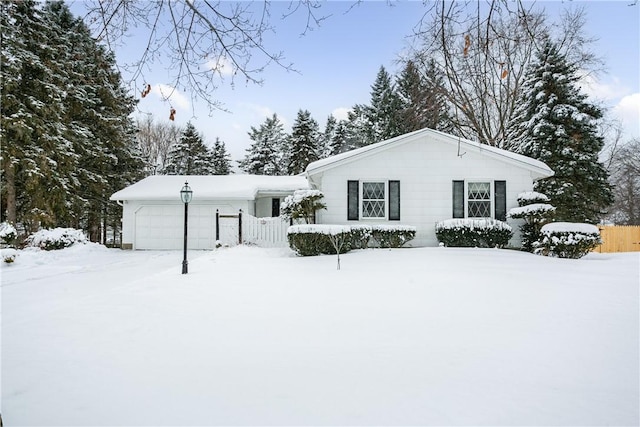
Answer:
[134,205,222,250]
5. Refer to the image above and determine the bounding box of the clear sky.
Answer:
[73,1,640,162]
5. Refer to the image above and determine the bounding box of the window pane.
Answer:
[468,201,491,217]
[468,182,490,200]
[363,201,385,218]
[363,182,385,199]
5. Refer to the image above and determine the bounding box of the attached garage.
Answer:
[110,175,308,250]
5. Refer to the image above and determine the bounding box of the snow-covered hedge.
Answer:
[0,221,17,246]
[287,224,417,256]
[370,225,416,248]
[535,222,601,259]
[435,219,513,248]
[26,228,88,251]
[288,225,352,256]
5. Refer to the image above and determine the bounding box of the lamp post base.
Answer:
[182,259,188,274]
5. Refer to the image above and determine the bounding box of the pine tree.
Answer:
[239,114,288,175]
[164,122,214,175]
[1,1,143,239]
[396,59,453,133]
[1,0,74,231]
[288,109,320,175]
[320,114,337,159]
[507,41,613,223]
[329,120,349,155]
[211,138,232,175]
[366,66,403,143]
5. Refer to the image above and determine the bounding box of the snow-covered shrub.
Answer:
[280,190,326,224]
[2,248,17,264]
[349,225,373,249]
[517,191,550,205]
[370,225,417,248]
[287,225,352,256]
[0,222,17,247]
[435,219,513,248]
[508,192,555,252]
[27,228,88,251]
[536,222,601,259]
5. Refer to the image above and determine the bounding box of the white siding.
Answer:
[312,136,536,247]
[121,200,249,250]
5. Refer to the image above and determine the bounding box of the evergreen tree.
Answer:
[507,41,613,223]
[164,122,214,175]
[343,105,371,149]
[211,137,232,175]
[1,0,75,231]
[329,120,350,155]
[397,59,453,134]
[366,66,403,143]
[288,109,320,175]
[1,1,143,239]
[239,114,288,175]
[44,1,143,240]
[320,114,337,159]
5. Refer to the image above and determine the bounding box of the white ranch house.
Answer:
[110,128,553,249]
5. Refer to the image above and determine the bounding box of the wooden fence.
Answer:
[593,225,640,253]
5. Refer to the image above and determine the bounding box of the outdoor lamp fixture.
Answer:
[180,181,193,274]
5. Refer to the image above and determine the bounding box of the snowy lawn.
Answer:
[2,244,638,426]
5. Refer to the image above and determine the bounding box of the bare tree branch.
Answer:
[79,0,328,113]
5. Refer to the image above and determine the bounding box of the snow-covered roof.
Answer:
[306,128,554,179]
[110,175,309,201]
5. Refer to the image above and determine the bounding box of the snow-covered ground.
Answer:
[2,244,638,426]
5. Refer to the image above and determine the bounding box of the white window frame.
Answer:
[466,181,493,219]
[361,181,387,219]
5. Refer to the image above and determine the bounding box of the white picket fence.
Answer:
[241,213,290,248]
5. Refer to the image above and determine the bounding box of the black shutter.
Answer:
[452,180,464,218]
[347,180,359,220]
[389,180,400,220]
[495,181,506,221]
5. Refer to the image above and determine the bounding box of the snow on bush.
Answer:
[435,218,513,248]
[517,191,550,204]
[26,228,88,251]
[0,221,17,246]
[507,203,556,219]
[2,248,18,264]
[370,225,416,248]
[287,224,417,256]
[536,222,601,259]
[288,225,352,256]
[280,190,326,224]
[288,224,351,236]
[509,191,555,253]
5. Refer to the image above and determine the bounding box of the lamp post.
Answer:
[180,181,193,274]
